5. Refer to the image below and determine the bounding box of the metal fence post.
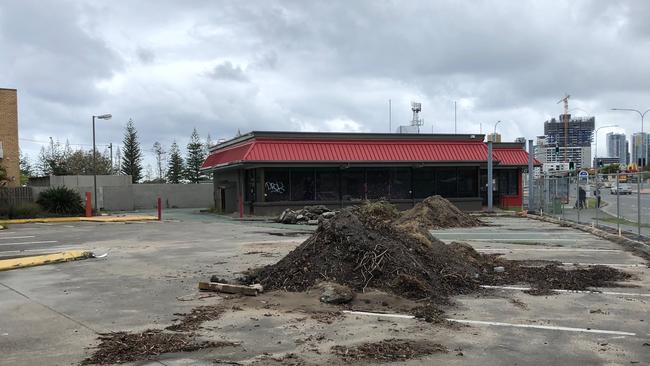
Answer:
[576,176,580,223]
[616,172,620,235]
[595,172,599,228]
[638,172,642,237]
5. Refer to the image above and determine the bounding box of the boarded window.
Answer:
[413,167,435,198]
[366,168,390,200]
[436,168,458,197]
[457,167,478,197]
[264,168,289,201]
[341,168,364,201]
[291,168,316,201]
[316,169,339,201]
[390,168,411,199]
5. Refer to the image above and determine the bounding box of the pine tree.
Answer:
[166,141,184,184]
[120,119,143,183]
[184,128,206,183]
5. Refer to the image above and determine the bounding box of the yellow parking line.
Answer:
[0,215,158,225]
[0,250,93,272]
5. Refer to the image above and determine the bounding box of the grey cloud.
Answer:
[136,47,155,64]
[207,61,248,82]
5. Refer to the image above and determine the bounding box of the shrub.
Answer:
[0,203,44,219]
[37,186,84,215]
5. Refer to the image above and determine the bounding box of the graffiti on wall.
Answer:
[265,181,286,194]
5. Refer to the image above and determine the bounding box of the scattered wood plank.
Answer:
[198,282,262,296]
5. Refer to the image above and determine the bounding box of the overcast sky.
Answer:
[2,0,650,170]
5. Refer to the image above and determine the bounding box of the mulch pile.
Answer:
[248,207,484,301]
[81,330,234,365]
[394,195,482,231]
[331,339,447,363]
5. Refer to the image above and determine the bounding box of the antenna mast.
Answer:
[410,102,424,133]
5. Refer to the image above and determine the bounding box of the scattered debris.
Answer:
[394,195,482,231]
[318,282,354,304]
[81,329,234,365]
[410,304,448,324]
[199,282,262,296]
[331,339,447,363]
[277,205,337,225]
[166,305,225,332]
[509,298,528,310]
[589,308,608,315]
[310,311,344,324]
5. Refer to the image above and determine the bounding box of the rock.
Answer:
[304,205,329,215]
[281,211,298,224]
[493,266,505,273]
[321,211,336,219]
[296,214,305,220]
[318,282,354,304]
[307,219,319,225]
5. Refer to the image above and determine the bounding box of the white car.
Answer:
[610,183,632,195]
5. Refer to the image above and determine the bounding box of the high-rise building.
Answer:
[0,88,19,187]
[606,132,627,165]
[486,132,501,142]
[535,114,595,170]
[631,132,649,167]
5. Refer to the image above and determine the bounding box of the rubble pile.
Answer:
[394,195,482,231]
[277,205,337,225]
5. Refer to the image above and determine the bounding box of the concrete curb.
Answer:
[0,215,158,225]
[0,250,93,272]
[527,214,650,258]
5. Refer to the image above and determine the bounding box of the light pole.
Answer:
[493,120,502,141]
[92,114,112,214]
[611,108,650,168]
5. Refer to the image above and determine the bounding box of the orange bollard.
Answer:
[85,192,92,217]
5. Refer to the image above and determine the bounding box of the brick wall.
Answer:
[0,88,19,187]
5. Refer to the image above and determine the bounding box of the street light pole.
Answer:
[611,108,650,168]
[493,120,502,141]
[593,125,618,228]
[92,114,112,215]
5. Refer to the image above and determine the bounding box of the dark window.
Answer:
[390,168,411,199]
[316,169,340,201]
[291,169,315,201]
[437,168,458,197]
[507,171,518,195]
[264,168,289,201]
[366,168,390,199]
[245,169,256,201]
[341,168,364,201]
[457,167,478,197]
[413,168,435,198]
[498,170,519,195]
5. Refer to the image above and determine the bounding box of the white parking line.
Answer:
[561,262,646,268]
[480,285,650,297]
[0,241,58,246]
[477,248,622,252]
[342,311,636,336]
[0,236,36,240]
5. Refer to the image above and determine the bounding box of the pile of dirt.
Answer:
[394,195,482,231]
[81,330,234,365]
[166,305,225,332]
[277,205,337,225]
[331,339,447,363]
[249,207,484,301]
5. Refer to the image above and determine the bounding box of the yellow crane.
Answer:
[557,94,570,162]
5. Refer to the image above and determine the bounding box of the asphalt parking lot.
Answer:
[0,212,648,365]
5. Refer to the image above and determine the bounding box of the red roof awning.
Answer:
[202,136,538,170]
[493,147,541,166]
[202,138,493,170]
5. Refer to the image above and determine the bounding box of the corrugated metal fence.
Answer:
[0,187,34,207]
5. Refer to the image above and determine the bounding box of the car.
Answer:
[610,183,633,195]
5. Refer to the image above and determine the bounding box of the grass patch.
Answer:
[598,217,650,229]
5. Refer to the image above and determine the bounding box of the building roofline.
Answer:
[0,88,17,91]
[211,131,486,152]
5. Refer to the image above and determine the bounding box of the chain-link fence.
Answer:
[527,171,649,239]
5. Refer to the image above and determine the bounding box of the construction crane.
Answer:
[557,94,570,162]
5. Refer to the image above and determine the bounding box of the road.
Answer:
[601,191,650,225]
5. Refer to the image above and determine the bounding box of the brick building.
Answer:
[0,88,20,187]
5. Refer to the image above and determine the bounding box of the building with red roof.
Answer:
[201,131,538,216]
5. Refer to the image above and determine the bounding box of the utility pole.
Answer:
[108,143,113,173]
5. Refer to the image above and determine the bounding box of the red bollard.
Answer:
[85,192,92,217]
[157,197,162,221]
